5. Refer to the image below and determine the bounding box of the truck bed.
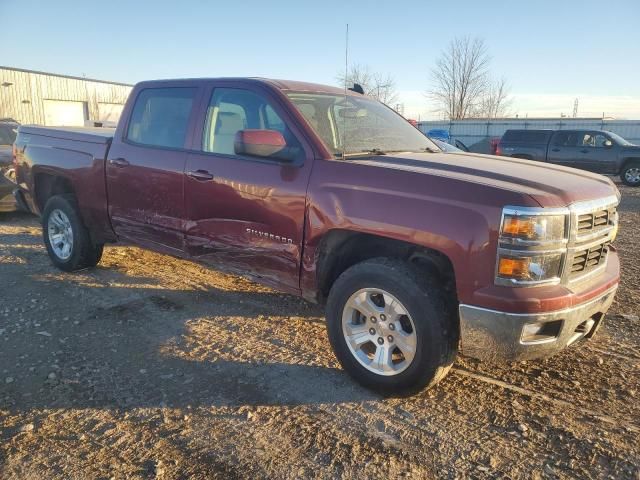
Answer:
[18,125,114,145]
[15,124,116,244]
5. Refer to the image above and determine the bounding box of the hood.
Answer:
[350,151,618,207]
[622,144,640,152]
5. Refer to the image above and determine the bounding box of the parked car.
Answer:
[0,121,19,213]
[427,128,450,143]
[431,138,463,152]
[496,129,640,186]
[0,120,19,170]
[426,128,469,152]
[0,174,17,213]
[14,78,620,393]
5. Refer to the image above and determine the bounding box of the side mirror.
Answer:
[604,139,613,148]
[234,129,295,162]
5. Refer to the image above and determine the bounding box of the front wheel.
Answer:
[42,194,103,271]
[621,162,640,187]
[326,258,457,394]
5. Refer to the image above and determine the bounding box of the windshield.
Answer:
[285,92,439,157]
[606,131,633,146]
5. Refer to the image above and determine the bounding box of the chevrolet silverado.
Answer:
[13,78,621,392]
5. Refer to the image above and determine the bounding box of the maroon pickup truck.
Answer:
[13,78,621,393]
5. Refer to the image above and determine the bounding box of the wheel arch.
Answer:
[33,172,75,214]
[621,157,640,170]
[620,157,640,185]
[314,229,458,306]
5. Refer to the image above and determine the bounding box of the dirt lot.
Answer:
[1,185,638,480]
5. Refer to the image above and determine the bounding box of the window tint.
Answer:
[202,88,300,158]
[502,130,551,143]
[127,88,196,149]
[552,131,579,147]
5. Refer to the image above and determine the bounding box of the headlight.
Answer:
[500,211,567,245]
[496,252,563,285]
[496,206,569,287]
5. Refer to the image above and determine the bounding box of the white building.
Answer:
[0,66,133,127]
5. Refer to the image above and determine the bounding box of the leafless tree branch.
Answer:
[337,64,399,106]
[475,77,512,118]
[429,37,511,119]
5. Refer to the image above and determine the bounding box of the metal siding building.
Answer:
[0,66,133,126]
[418,118,640,152]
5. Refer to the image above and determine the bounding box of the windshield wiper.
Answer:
[342,148,387,158]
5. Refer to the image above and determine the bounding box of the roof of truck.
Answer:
[135,77,356,96]
[257,79,347,95]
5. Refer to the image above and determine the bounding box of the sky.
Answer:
[1,0,639,120]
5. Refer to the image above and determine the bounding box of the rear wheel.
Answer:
[326,258,457,394]
[42,194,103,271]
[621,162,640,187]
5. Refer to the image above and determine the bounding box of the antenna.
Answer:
[344,24,349,93]
[341,23,349,159]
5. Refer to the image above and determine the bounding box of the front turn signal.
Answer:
[498,257,530,279]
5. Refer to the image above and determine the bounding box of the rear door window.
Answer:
[126,88,197,149]
[503,130,550,143]
[552,131,579,147]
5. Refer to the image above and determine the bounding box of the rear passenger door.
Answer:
[547,131,584,169]
[106,85,202,253]
[183,82,315,294]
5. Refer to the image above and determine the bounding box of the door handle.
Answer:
[580,149,589,154]
[187,169,214,181]
[109,157,130,167]
[551,148,560,152]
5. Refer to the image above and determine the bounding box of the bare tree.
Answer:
[476,77,512,118]
[337,64,399,106]
[429,37,492,119]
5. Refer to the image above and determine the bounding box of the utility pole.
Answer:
[572,98,579,118]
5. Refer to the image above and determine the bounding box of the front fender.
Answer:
[300,158,537,303]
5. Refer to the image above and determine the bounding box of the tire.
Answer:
[326,258,457,394]
[42,194,103,271]
[621,161,640,187]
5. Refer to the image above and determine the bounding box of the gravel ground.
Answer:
[0,184,638,479]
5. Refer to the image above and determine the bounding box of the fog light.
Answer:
[520,320,562,344]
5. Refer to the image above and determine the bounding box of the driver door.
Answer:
[578,131,618,173]
[183,83,314,293]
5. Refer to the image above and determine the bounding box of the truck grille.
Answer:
[570,242,609,276]
[576,208,614,237]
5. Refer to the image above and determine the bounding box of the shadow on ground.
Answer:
[0,219,377,417]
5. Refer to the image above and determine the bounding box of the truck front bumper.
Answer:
[458,284,618,362]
